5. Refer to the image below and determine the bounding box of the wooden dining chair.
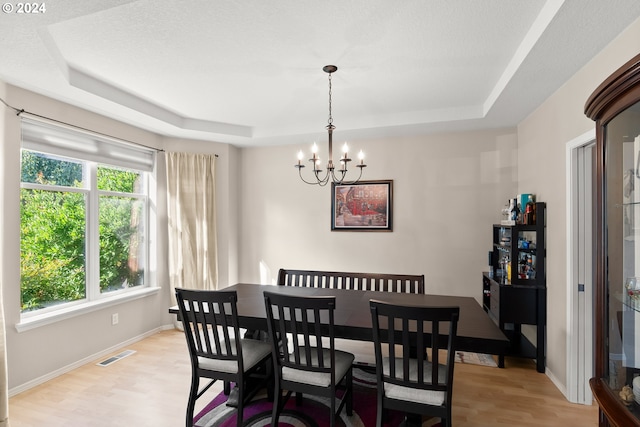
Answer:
[369,299,460,427]
[263,291,354,427]
[175,288,272,427]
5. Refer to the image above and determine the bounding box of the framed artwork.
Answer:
[331,180,393,231]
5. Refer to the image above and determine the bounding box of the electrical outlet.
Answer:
[111,313,119,325]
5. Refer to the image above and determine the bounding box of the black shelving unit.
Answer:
[482,202,546,373]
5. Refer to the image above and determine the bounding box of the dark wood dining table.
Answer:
[169,282,509,355]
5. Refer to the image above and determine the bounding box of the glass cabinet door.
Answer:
[586,52,640,427]
[604,99,640,420]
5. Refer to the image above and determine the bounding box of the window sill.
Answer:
[15,286,161,333]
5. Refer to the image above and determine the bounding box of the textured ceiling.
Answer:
[2,0,640,147]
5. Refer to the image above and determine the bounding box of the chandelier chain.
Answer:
[328,72,333,126]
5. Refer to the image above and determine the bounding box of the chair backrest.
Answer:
[263,291,337,379]
[369,299,459,397]
[277,268,425,294]
[175,288,244,373]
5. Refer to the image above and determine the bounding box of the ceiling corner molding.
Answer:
[65,64,253,138]
[24,34,250,140]
[483,0,565,115]
[181,117,252,138]
[38,27,71,82]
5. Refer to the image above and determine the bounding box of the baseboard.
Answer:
[9,325,175,397]
[547,365,594,406]
[546,366,568,401]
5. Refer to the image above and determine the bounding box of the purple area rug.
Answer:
[194,368,442,427]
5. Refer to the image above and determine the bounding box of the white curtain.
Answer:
[0,280,8,427]
[165,152,219,303]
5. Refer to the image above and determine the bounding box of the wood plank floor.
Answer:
[8,329,598,426]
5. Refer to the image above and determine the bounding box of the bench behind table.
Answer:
[277,268,425,365]
[277,268,425,294]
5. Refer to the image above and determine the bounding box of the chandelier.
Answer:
[295,65,366,186]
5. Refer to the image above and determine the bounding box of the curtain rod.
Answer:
[1,96,219,158]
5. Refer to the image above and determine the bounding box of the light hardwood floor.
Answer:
[9,329,598,426]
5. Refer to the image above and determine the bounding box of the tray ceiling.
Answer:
[2,0,640,146]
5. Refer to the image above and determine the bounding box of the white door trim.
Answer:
[566,129,596,404]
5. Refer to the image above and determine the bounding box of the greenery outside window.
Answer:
[20,118,155,317]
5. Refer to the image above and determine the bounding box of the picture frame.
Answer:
[331,180,393,231]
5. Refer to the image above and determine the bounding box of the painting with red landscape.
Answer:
[331,180,393,231]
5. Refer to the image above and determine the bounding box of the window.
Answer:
[20,118,155,316]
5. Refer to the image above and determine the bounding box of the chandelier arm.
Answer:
[330,168,345,184]
[314,169,331,186]
[333,167,364,186]
[298,167,332,186]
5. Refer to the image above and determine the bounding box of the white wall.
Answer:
[237,129,518,299]
[516,17,640,391]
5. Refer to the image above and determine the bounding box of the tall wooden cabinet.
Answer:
[585,53,640,427]
[482,202,546,373]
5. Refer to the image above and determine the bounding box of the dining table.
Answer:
[169,282,508,355]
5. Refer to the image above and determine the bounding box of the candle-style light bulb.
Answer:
[311,142,318,154]
[358,150,365,165]
[342,142,349,157]
[297,150,304,166]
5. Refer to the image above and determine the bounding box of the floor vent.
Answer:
[97,349,136,367]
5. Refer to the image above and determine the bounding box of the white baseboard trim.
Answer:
[547,366,593,406]
[546,366,570,403]
[9,324,176,397]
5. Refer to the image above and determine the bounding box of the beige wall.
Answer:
[0,85,233,391]
[517,17,640,390]
[237,129,518,297]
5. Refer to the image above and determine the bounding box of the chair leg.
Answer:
[186,375,199,427]
[346,368,353,416]
[441,413,450,427]
[271,385,281,427]
[442,404,452,427]
[375,389,383,427]
[266,358,274,402]
[329,387,336,427]
[295,392,303,406]
[224,381,231,395]
[236,380,244,427]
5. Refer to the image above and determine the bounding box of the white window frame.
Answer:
[16,117,159,332]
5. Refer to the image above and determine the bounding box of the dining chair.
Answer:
[263,291,354,427]
[369,299,460,427]
[175,288,272,427]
